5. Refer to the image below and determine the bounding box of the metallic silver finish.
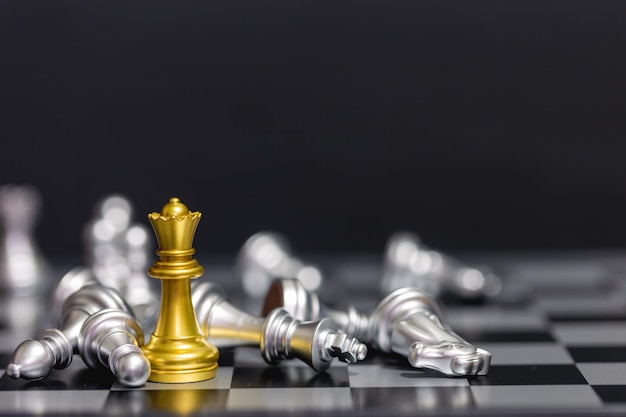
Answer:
[51,266,98,320]
[78,308,149,388]
[235,232,323,298]
[262,278,370,341]
[381,231,502,302]
[6,328,72,380]
[192,282,367,372]
[123,223,159,334]
[6,283,133,382]
[368,287,491,376]
[59,283,133,348]
[0,184,52,295]
[82,195,159,332]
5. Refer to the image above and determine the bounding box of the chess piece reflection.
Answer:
[0,184,52,295]
[141,197,219,383]
[368,287,491,376]
[236,231,323,298]
[6,283,132,381]
[262,277,370,341]
[192,282,368,372]
[381,231,501,302]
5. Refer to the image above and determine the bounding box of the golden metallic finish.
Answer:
[141,197,219,383]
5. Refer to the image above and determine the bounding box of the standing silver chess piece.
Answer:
[381,231,501,302]
[368,287,491,376]
[78,308,150,387]
[83,194,134,296]
[82,195,158,331]
[0,184,52,295]
[6,283,132,381]
[123,223,159,334]
[192,282,368,372]
[235,231,323,298]
[262,277,370,341]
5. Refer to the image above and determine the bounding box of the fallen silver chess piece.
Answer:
[192,281,367,372]
[235,231,323,298]
[78,308,150,387]
[368,287,491,376]
[381,231,502,302]
[262,278,491,376]
[262,277,370,341]
[6,283,150,387]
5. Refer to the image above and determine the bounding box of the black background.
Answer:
[1,0,625,259]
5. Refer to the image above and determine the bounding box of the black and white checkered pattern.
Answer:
[1,253,626,416]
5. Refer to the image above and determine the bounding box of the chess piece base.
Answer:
[141,334,219,383]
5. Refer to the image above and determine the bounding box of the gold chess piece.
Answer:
[141,197,219,383]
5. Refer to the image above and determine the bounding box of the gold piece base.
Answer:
[142,335,220,384]
[147,365,218,383]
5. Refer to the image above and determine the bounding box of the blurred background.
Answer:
[1,0,625,260]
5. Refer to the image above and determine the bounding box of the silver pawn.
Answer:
[6,283,132,381]
[235,231,323,298]
[368,287,491,376]
[261,277,370,341]
[78,308,150,387]
[381,231,502,302]
[192,282,367,372]
[0,184,52,295]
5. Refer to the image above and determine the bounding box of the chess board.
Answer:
[2,251,626,416]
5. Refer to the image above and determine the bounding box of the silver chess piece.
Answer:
[235,231,323,298]
[82,194,158,331]
[123,223,159,334]
[0,184,52,295]
[262,277,370,341]
[368,287,491,376]
[78,308,150,387]
[83,194,134,295]
[51,266,98,321]
[6,283,132,381]
[192,282,368,372]
[381,231,501,302]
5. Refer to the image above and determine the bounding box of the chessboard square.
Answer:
[569,347,626,363]
[349,365,470,388]
[552,323,626,346]
[0,390,109,413]
[480,343,574,365]
[227,387,353,411]
[351,386,475,411]
[232,347,273,366]
[536,295,626,317]
[592,385,626,403]
[0,360,115,391]
[577,364,626,385]
[354,349,408,366]
[471,385,603,408]
[445,307,547,332]
[104,389,230,412]
[231,366,350,388]
[468,365,587,386]
[457,330,555,343]
[111,367,234,390]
